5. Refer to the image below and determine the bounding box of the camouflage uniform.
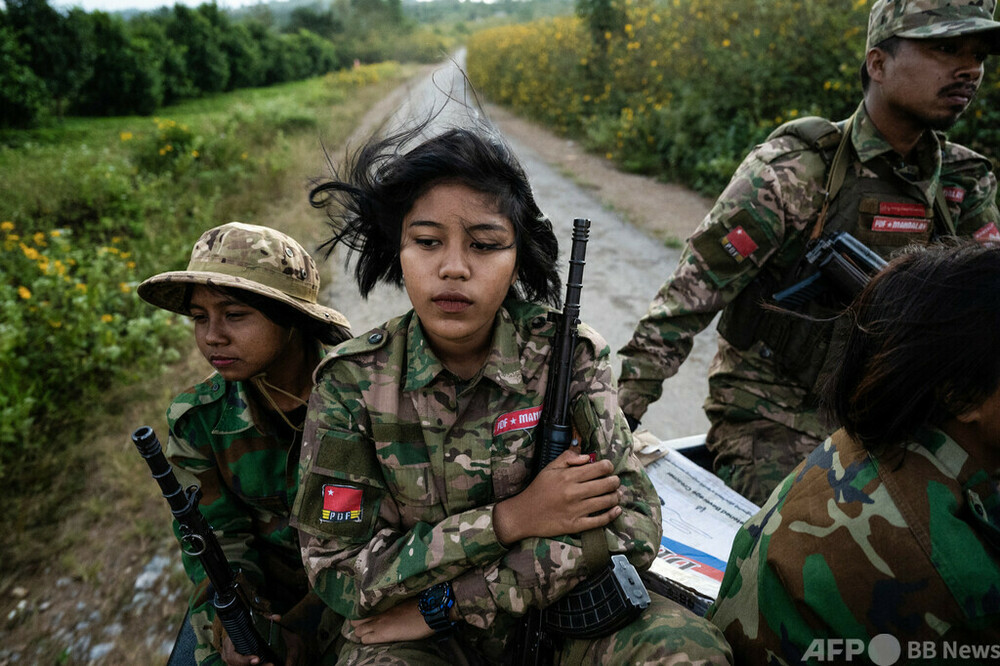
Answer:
[291,300,732,664]
[167,376,342,665]
[706,427,1000,665]
[618,101,1000,504]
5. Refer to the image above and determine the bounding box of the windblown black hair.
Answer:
[309,118,561,307]
[826,239,1000,453]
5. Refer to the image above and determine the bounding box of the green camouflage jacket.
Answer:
[167,375,331,665]
[618,102,1000,438]
[291,300,661,654]
[706,427,1000,665]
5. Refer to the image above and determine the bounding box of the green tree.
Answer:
[220,20,265,90]
[129,13,196,105]
[74,11,163,116]
[287,4,344,38]
[4,0,95,118]
[0,21,47,127]
[166,3,229,94]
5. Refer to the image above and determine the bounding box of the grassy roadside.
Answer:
[0,62,431,665]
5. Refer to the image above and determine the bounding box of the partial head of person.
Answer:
[138,222,351,387]
[310,123,561,309]
[827,240,1000,457]
[861,0,1000,127]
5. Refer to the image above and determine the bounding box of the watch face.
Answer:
[419,583,449,613]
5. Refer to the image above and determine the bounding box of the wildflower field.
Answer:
[467,0,1000,195]
[0,62,409,495]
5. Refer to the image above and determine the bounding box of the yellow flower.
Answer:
[1,221,13,231]
[75,283,88,293]
[49,320,63,329]
[101,314,113,323]
[191,150,199,158]
[120,131,133,141]
[33,232,47,246]
[241,152,249,160]
[18,286,31,300]
[50,229,61,237]
[119,282,131,293]
[20,243,39,261]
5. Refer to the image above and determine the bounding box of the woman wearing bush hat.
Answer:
[138,221,350,666]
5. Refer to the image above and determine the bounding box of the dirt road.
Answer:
[322,55,718,440]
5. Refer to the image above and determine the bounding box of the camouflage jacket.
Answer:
[291,300,661,648]
[618,102,1000,438]
[167,375,325,665]
[706,427,1000,665]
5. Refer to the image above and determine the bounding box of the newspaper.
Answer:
[634,432,761,616]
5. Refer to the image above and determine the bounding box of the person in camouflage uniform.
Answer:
[706,241,1000,665]
[138,222,352,666]
[292,124,732,664]
[618,0,1000,504]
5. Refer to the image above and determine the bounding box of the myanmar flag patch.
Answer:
[321,484,363,523]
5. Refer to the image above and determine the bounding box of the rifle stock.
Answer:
[131,426,282,664]
[773,231,888,308]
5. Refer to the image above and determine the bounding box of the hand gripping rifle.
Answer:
[508,219,650,664]
[131,426,283,664]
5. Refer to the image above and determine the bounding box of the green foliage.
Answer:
[73,11,165,116]
[4,0,95,117]
[0,22,47,127]
[166,4,230,94]
[0,223,184,481]
[0,64,411,490]
[468,0,1000,196]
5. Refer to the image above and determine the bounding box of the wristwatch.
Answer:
[417,581,456,636]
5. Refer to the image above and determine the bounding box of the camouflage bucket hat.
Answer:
[137,222,350,329]
[867,0,1000,52]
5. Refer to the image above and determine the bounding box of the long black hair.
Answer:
[827,240,1000,453]
[310,119,561,307]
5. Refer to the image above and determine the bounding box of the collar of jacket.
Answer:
[403,305,529,395]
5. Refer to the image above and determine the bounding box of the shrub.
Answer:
[0,222,184,482]
[467,0,999,196]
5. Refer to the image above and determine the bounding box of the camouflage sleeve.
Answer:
[617,142,811,421]
[450,332,663,629]
[942,142,1000,238]
[166,417,261,665]
[292,371,510,621]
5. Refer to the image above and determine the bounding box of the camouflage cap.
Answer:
[867,0,1000,52]
[138,222,350,329]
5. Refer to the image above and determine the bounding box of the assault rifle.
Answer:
[773,231,888,309]
[507,219,650,664]
[131,426,283,664]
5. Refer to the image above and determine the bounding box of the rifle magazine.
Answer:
[541,554,650,639]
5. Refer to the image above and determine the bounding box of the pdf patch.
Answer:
[321,484,363,523]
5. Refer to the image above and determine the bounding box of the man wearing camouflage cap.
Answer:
[138,222,351,665]
[618,0,1000,505]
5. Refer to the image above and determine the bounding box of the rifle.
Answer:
[131,426,284,664]
[773,231,888,309]
[507,219,650,664]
